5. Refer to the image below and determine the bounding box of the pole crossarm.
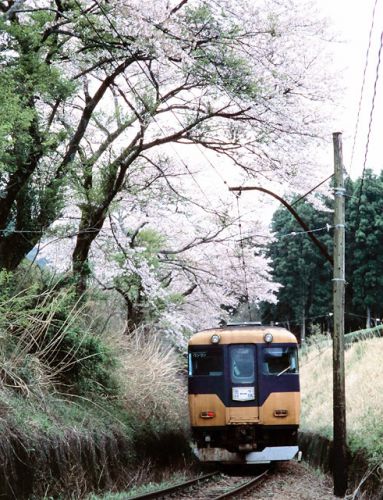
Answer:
[228,186,333,266]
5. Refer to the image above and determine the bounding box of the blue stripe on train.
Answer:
[188,343,300,407]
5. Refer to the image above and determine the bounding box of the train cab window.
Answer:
[189,348,223,376]
[230,345,255,384]
[262,346,299,375]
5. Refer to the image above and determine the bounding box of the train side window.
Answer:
[262,347,299,375]
[230,345,255,384]
[189,348,223,376]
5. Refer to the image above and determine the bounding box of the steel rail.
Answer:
[128,471,219,499]
[213,469,269,499]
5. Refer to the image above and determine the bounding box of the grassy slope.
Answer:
[300,336,383,465]
[0,268,191,497]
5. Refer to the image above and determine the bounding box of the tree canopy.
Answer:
[261,196,333,337]
[0,0,333,335]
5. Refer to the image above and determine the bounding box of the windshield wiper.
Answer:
[277,365,292,377]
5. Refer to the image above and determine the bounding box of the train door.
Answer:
[227,344,259,423]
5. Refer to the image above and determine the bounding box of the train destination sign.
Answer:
[232,386,255,401]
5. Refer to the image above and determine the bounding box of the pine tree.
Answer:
[262,198,333,339]
[347,170,383,327]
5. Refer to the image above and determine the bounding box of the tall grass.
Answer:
[0,269,188,428]
[0,284,119,399]
[300,336,383,465]
[0,269,191,497]
[115,329,187,428]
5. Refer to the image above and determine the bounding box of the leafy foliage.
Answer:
[346,170,383,322]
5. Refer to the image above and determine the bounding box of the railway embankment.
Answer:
[0,270,190,499]
[299,431,382,499]
[300,330,383,498]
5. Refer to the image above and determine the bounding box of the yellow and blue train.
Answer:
[188,323,300,464]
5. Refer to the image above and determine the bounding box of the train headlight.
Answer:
[264,332,273,343]
[211,334,221,344]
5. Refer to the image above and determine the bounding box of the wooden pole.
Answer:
[332,132,347,496]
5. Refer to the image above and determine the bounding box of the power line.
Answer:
[361,30,383,176]
[349,0,380,175]
[355,30,383,227]
[272,310,380,328]
[235,224,334,244]
[0,220,334,243]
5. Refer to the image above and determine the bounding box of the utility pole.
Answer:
[332,132,347,496]
[229,140,347,494]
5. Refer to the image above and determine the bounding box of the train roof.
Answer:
[188,325,297,345]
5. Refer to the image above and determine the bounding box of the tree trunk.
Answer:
[124,297,144,335]
[72,207,107,295]
[0,233,35,270]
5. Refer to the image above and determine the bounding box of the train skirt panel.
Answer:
[193,445,299,464]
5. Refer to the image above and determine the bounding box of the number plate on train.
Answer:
[232,387,255,401]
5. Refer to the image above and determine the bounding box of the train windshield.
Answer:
[189,347,223,376]
[230,345,255,384]
[262,346,299,375]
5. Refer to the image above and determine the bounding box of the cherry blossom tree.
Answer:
[1,0,334,337]
[40,169,279,337]
[63,0,333,293]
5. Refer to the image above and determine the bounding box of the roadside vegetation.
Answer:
[0,268,189,498]
[300,332,383,467]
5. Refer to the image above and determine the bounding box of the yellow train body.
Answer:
[188,325,300,463]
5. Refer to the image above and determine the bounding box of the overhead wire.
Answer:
[273,310,381,328]
[360,30,383,180]
[349,0,380,176]
[355,30,383,227]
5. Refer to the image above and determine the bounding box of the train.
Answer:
[188,323,300,464]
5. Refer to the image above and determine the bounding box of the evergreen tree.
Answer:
[263,172,383,335]
[346,170,383,327]
[261,197,333,339]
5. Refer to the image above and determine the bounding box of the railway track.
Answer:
[129,468,269,499]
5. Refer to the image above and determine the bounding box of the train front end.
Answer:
[188,325,300,464]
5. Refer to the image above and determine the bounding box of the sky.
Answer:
[191,0,383,220]
[317,0,383,178]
